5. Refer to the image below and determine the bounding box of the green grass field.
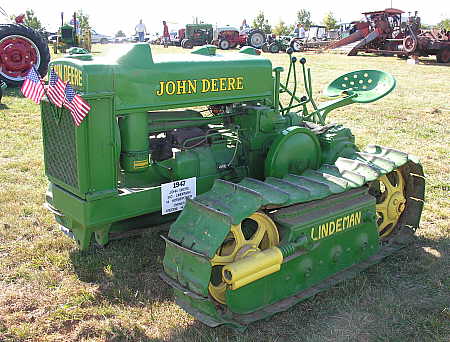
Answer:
[0,44,449,342]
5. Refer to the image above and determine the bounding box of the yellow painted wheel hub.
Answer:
[371,169,406,238]
[208,212,279,304]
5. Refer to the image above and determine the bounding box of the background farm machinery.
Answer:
[215,27,268,50]
[212,26,241,50]
[261,35,288,53]
[174,24,214,49]
[328,8,450,62]
[52,12,91,54]
[261,34,301,53]
[262,26,331,54]
[0,6,50,86]
[175,24,267,50]
[41,43,424,329]
[300,25,334,51]
[238,27,266,49]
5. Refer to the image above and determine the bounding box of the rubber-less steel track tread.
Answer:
[162,145,425,330]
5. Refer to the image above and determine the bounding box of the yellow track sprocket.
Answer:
[370,168,407,238]
[208,212,279,304]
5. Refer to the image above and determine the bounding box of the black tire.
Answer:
[219,39,230,50]
[436,47,450,63]
[261,42,269,53]
[269,42,280,53]
[290,38,304,52]
[181,39,194,49]
[0,24,50,87]
[246,29,266,49]
[0,82,4,103]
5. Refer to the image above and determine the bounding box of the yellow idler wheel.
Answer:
[370,169,406,239]
[208,212,279,304]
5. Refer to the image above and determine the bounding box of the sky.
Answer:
[2,0,449,36]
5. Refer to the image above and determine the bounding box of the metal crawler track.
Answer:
[161,145,425,330]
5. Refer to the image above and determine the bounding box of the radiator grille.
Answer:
[41,103,79,189]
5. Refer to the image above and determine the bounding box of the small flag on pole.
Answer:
[20,66,45,104]
[46,69,66,107]
[63,82,91,126]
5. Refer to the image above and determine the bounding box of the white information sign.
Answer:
[161,177,197,215]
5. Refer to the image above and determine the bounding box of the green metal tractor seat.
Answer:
[311,70,396,124]
[324,69,396,103]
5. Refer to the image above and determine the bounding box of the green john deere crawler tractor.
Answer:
[53,12,91,54]
[40,44,425,330]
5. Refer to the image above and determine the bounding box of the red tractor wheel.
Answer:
[0,24,50,87]
[436,47,450,63]
[403,36,417,54]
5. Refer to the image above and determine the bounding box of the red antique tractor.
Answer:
[204,25,268,50]
[212,26,241,50]
[0,7,50,86]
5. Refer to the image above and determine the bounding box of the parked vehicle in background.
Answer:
[296,25,333,51]
[114,36,128,43]
[169,31,177,42]
[211,26,240,50]
[172,28,185,46]
[239,27,266,49]
[336,22,358,39]
[130,33,152,42]
[48,34,59,43]
[307,25,329,41]
[53,13,92,54]
[148,33,161,44]
[261,34,303,53]
[91,29,113,44]
[326,9,450,62]
[180,24,214,49]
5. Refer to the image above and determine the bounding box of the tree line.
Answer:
[253,9,338,36]
[10,9,90,34]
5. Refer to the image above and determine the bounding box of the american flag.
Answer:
[46,69,66,107]
[63,82,91,126]
[20,66,45,104]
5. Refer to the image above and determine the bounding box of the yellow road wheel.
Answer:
[369,169,406,239]
[208,212,279,304]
